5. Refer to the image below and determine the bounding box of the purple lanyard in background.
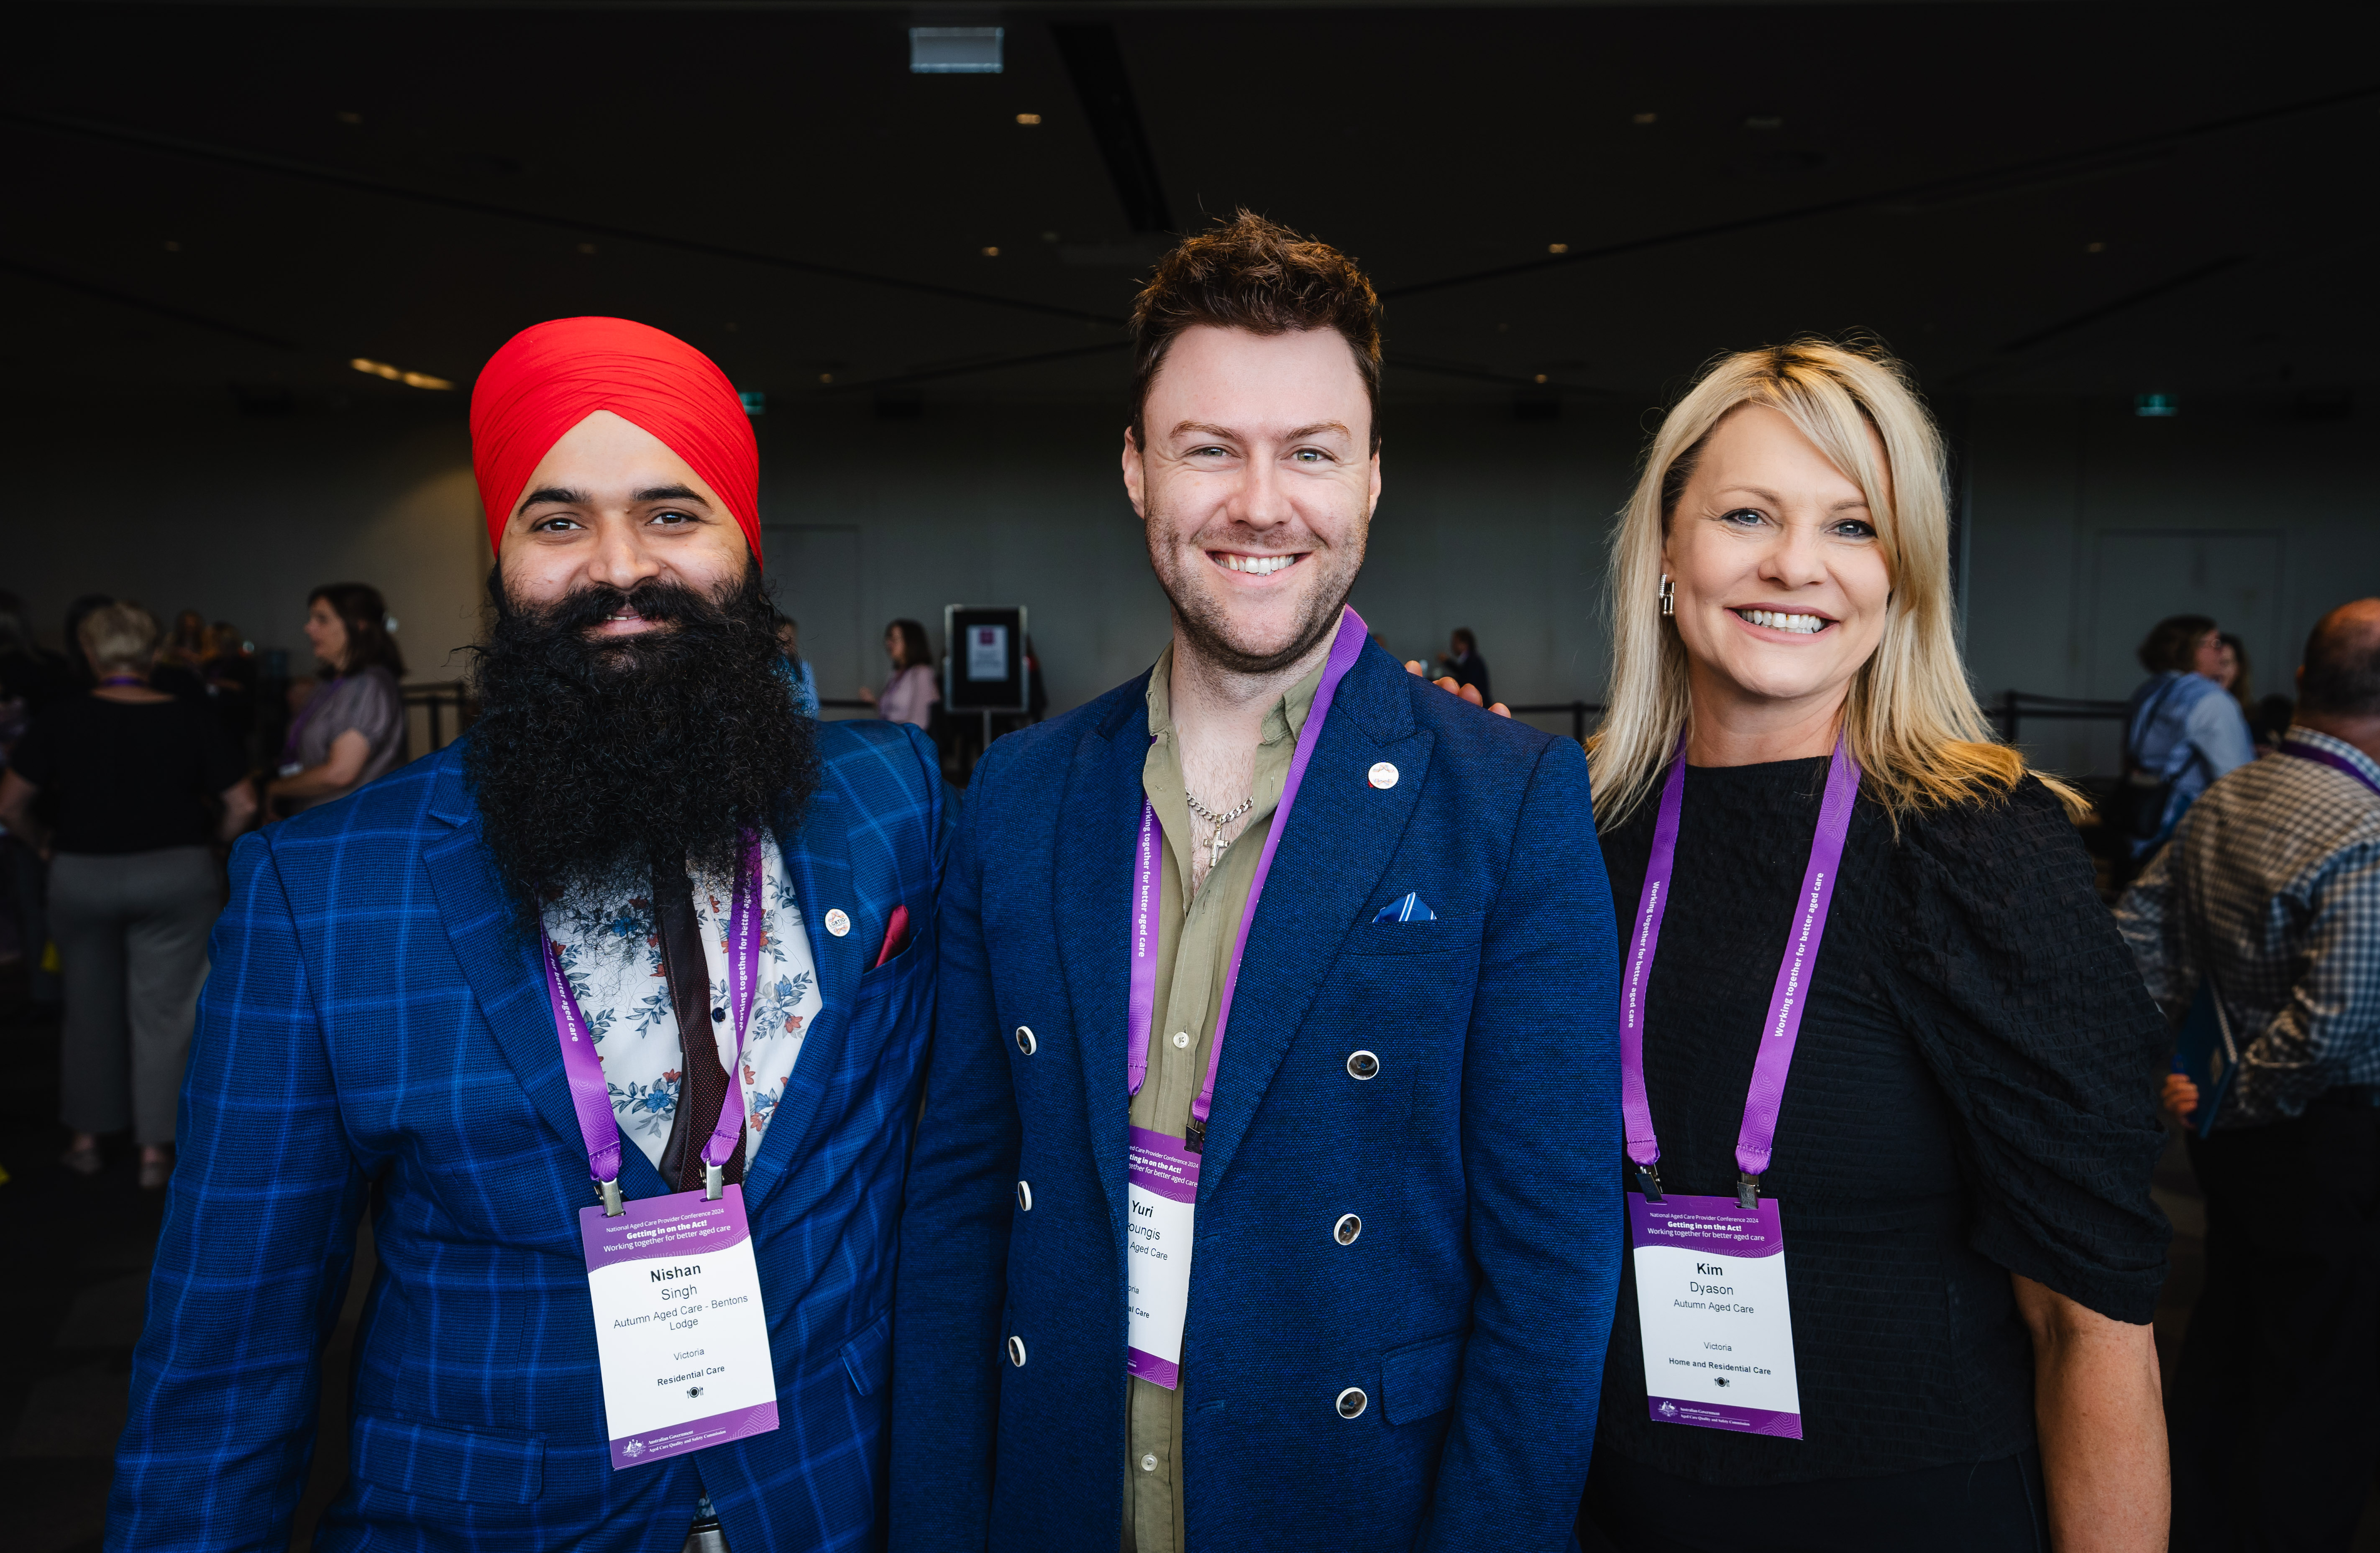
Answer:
[282,674,346,761]
[1619,732,1862,1209]
[2280,737,2380,798]
[1125,606,1371,1152]
[541,833,765,1213]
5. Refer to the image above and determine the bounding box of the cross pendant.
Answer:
[1209,829,1231,870]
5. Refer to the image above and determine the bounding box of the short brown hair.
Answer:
[2137,613,2217,674]
[1130,210,1384,452]
[79,602,161,675]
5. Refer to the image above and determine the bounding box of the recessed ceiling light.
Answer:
[2086,241,2106,253]
[1632,112,1657,125]
[337,111,362,125]
[1042,231,1060,243]
[350,357,453,391]
[1016,113,1042,125]
[1744,115,1784,131]
[1547,243,1569,255]
[162,240,180,252]
[1534,374,1549,385]
[2135,393,2179,418]
[578,242,597,255]
[911,26,1003,74]
[819,372,834,384]
[981,245,1001,258]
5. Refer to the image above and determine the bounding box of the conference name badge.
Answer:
[580,1185,779,1469]
[1627,1192,1802,1438]
[1125,1126,1199,1390]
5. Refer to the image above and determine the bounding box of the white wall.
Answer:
[1963,396,2380,776]
[5,398,489,684]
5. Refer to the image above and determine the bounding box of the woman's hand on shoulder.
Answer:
[1405,659,1510,718]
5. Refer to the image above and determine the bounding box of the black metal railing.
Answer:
[1988,690,2130,746]
[402,682,476,754]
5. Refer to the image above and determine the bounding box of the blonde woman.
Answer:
[0,603,252,1187]
[1574,342,2168,1550]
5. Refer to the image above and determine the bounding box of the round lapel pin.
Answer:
[824,908,852,937]
[1368,761,1400,790]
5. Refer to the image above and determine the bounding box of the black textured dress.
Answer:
[1582,759,2170,1547]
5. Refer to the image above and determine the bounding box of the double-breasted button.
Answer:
[1016,1180,1034,1212]
[1007,1336,1028,1367]
[1346,1050,1379,1081]
[1015,1025,1037,1056]
[1333,1213,1362,1245]
[1336,1387,1368,1419]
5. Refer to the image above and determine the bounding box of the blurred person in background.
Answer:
[2117,600,2380,1550]
[775,611,820,715]
[0,602,252,1187]
[858,616,938,729]
[0,591,65,994]
[2213,630,2292,752]
[201,621,258,755]
[62,592,114,689]
[264,582,407,817]
[149,608,209,702]
[2120,614,2254,859]
[0,590,70,715]
[1436,626,1493,706]
[159,610,208,671]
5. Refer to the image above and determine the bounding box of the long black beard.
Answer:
[464,565,819,935]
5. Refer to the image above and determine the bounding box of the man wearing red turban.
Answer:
[112,318,950,1553]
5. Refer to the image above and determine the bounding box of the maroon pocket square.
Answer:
[873,904,911,969]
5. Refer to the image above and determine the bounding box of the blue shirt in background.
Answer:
[2127,669,2256,856]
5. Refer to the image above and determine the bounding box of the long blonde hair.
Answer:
[1591,338,2080,828]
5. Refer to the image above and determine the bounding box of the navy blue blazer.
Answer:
[110,721,949,1553]
[891,641,1624,1552]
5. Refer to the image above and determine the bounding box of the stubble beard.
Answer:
[1146,504,1364,680]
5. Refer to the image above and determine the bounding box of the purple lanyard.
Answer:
[1126,607,1370,1151]
[282,674,346,760]
[540,833,765,1212]
[1619,733,1861,1209]
[2280,738,2380,798]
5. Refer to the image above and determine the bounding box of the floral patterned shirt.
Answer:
[543,832,822,1170]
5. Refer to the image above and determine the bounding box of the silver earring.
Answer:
[1659,575,1675,617]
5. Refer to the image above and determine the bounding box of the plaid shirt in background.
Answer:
[2116,726,2380,1129]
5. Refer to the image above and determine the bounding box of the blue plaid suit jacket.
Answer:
[110,719,950,1553]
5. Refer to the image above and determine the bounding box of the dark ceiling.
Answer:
[4,2,2375,415]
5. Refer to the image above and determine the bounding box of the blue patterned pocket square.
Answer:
[1374,892,1437,923]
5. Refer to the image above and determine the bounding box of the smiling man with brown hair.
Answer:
[890,214,1624,1553]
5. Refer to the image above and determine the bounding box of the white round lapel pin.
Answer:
[824,908,852,937]
[1368,761,1400,790]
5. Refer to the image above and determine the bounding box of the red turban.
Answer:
[468,317,761,562]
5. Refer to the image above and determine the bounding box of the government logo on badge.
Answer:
[1658,1401,1677,1419]
[622,1440,645,1459]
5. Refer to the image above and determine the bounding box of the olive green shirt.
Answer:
[1124,645,1323,1553]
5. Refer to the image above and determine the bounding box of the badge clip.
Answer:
[705,1162,725,1201]
[1737,1172,1761,1212]
[598,1176,624,1217]
[1183,1119,1205,1155]
[1635,1163,1663,1203]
